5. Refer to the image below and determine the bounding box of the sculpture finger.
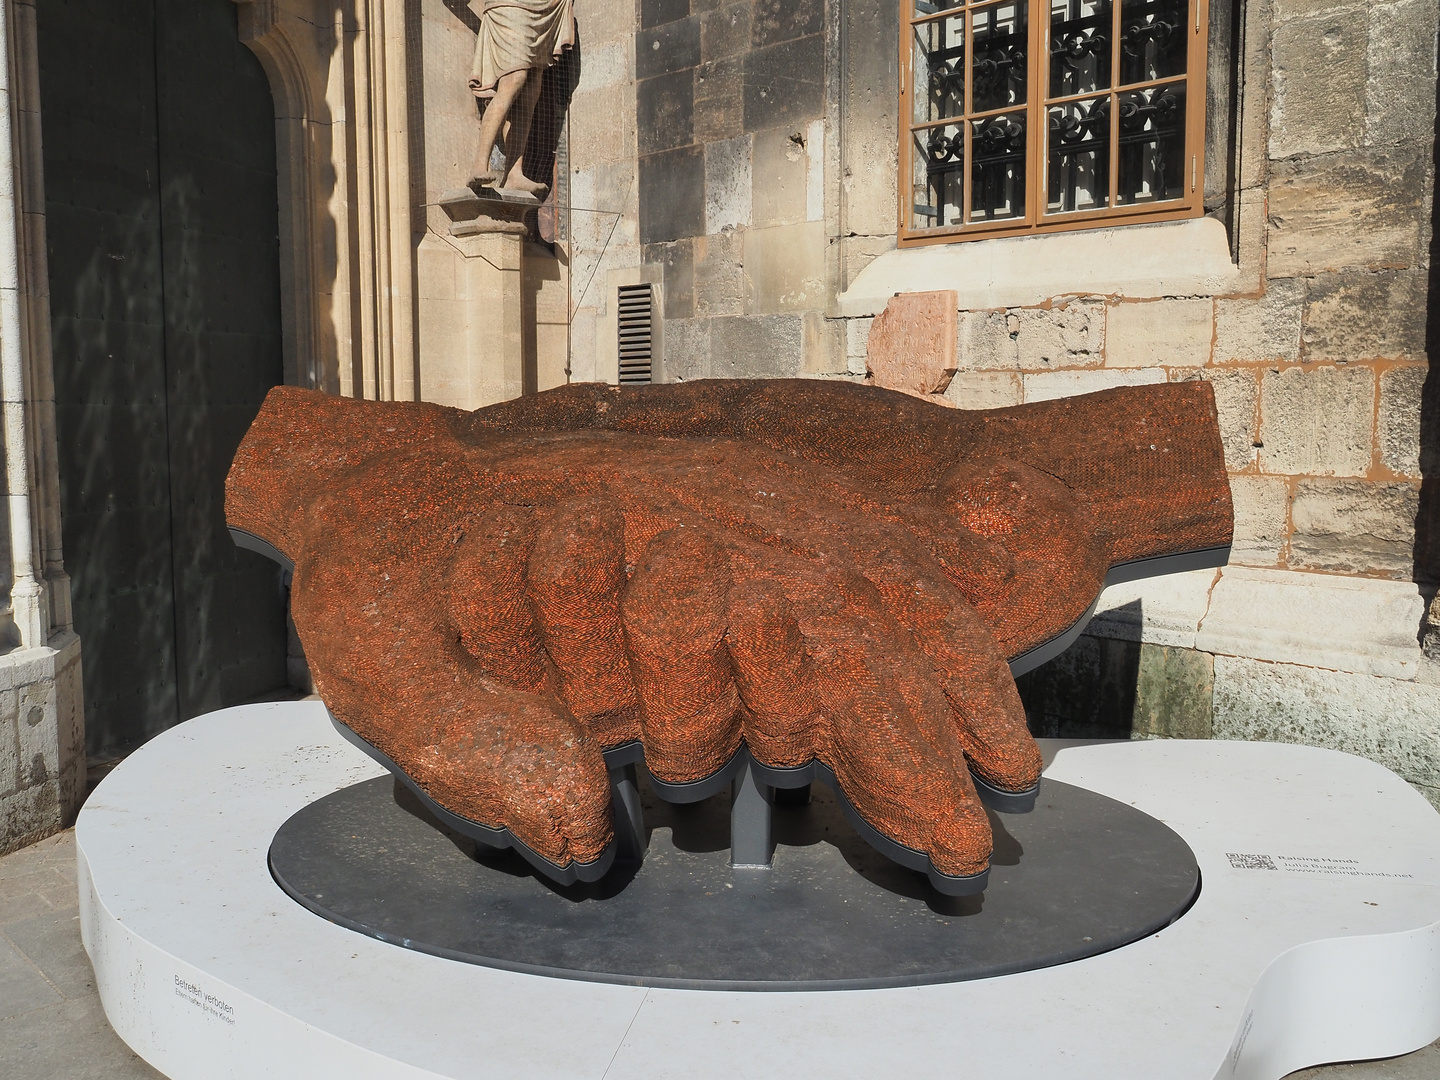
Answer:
[527,498,642,745]
[725,575,821,769]
[419,678,614,868]
[446,504,549,693]
[620,528,744,783]
[862,554,1043,796]
[920,599,1041,794]
[286,487,613,868]
[940,652,1041,799]
[819,652,994,878]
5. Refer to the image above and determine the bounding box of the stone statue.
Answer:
[467,0,575,198]
[226,380,1232,892]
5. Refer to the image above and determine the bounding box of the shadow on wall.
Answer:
[441,0,481,33]
[1015,600,1218,741]
[52,177,289,763]
[1017,601,1144,739]
[50,195,181,757]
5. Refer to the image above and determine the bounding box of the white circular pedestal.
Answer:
[77,701,1440,1080]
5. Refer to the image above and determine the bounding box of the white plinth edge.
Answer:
[77,702,1440,1080]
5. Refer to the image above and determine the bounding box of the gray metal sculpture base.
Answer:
[268,768,1200,991]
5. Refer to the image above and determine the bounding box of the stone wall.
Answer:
[568,0,840,380]
[1019,565,1440,808]
[567,0,641,381]
[0,637,83,857]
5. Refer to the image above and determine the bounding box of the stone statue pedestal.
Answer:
[415,188,540,410]
[439,185,535,238]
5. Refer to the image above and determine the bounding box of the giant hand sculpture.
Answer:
[226,380,1232,893]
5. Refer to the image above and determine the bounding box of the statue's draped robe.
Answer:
[469,0,575,98]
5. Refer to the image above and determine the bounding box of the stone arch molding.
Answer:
[230,0,418,402]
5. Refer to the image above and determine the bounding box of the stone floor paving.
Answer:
[0,830,163,1079]
[1,828,1436,1079]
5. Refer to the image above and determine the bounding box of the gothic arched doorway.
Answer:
[38,0,290,760]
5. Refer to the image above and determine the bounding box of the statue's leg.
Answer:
[470,68,529,191]
[499,67,549,198]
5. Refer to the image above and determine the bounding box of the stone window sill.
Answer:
[835,217,1241,317]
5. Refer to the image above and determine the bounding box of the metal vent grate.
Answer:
[617,284,654,385]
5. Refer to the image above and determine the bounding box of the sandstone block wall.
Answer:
[1023,566,1440,809]
[568,0,837,382]
[0,637,83,857]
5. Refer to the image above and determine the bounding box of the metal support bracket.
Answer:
[609,762,648,866]
[729,756,775,868]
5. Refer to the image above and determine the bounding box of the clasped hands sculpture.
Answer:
[226,379,1232,894]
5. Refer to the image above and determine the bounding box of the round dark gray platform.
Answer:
[269,771,1199,991]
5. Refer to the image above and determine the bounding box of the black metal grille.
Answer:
[617,285,653,385]
[906,0,1196,236]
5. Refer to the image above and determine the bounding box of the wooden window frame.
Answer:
[898,0,1209,246]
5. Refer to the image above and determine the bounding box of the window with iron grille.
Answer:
[901,0,1207,244]
[617,284,654,385]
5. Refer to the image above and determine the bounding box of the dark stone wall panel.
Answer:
[39,0,287,758]
[694,57,745,142]
[643,240,696,319]
[640,147,706,243]
[38,0,177,760]
[154,0,286,724]
[642,0,691,29]
[633,0,829,346]
[637,68,696,154]
[637,16,701,78]
[743,34,824,132]
[751,0,823,48]
[700,3,751,61]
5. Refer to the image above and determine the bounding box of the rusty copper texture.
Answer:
[226,379,1232,885]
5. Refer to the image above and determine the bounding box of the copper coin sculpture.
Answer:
[226,379,1232,893]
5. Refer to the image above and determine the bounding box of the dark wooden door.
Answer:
[39,0,288,759]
